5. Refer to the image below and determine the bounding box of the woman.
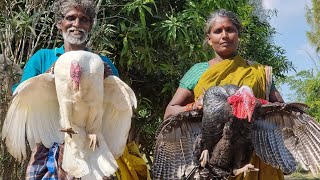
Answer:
[164,9,284,180]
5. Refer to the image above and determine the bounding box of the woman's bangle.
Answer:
[185,102,194,111]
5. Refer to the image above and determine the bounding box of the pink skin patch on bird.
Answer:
[70,61,81,91]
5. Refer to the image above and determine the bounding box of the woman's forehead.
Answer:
[212,17,233,25]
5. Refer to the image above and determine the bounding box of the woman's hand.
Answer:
[164,87,194,120]
[185,95,204,111]
[194,95,204,110]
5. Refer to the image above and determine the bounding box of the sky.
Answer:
[262,0,316,101]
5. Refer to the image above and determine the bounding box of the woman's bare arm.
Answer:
[163,87,194,120]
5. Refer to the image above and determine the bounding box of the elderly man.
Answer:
[14,0,119,179]
[13,0,118,92]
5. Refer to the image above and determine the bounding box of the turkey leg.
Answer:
[86,106,103,151]
[59,100,78,137]
[88,133,99,151]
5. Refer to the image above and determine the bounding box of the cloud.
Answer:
[296,43,319,67]
[262,0,311,32]
[297,42,313,56]
[262,0,278,10]
[263,0,310,18]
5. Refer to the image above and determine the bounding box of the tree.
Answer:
[0,0,293,178]
[285,67,320,120]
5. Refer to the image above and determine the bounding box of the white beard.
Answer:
[62,27,88,45]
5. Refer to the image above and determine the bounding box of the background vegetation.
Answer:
[0,0,294,178]
[284,0,320,121]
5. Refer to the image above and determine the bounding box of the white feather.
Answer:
[102,76,137,158]
[2,73,63,161]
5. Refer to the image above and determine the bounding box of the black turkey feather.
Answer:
[153,84,320,179]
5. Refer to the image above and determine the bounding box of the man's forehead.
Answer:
[64,7,90,17]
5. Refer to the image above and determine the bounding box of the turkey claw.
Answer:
[88,134,99,151]
[59,128,78,138]
[199,149,209,167]
[233,164,259,177]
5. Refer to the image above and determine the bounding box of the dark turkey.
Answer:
[153,84,320,180]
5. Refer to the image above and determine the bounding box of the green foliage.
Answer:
[285,67,320,121]
[0,1,56,178]
[0,0,293,178]
[238,6,293,79]
[0,1,59,64]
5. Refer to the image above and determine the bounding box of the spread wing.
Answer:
[252,102,320,176]
[153,110,202,179]
[2,73,63,161]
[102,75,137,158]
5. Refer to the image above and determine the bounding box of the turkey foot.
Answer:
[199,149,209,167]
[233,164,259,177]
[59,127,78,138]
[88,133,99,151]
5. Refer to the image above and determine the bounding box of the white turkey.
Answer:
[2,51,137,179]
[153,84,320,179]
